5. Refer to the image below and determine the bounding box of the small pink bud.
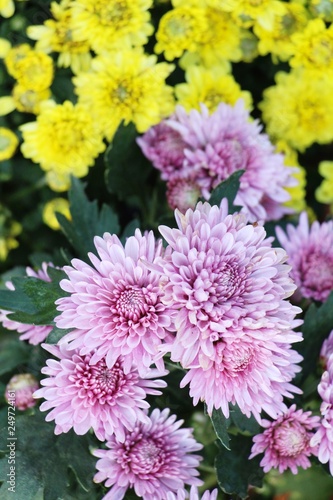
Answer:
[5,374,39,411]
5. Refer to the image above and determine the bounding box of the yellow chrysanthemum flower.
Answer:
[74,49,175,141]
[0,84,51,116]
[254,2,309,62]
[155,4,207,61]
[150,1,243,67]
[275,140,307,213]
[43,197,71,230]
[12,50,54,92]
[0,206,21,261]
[175,65,252,112]
[260,68,333,151]
[221,0,284,30]
[3,44,54,92]
[3,43,32,79]
[316,161,333,204]
[20,100,106,190]
[0,127,19,161]
[290,18,333,71]
[309,0,333,22]
[192,6,242,67]
[0,0,14,18]
[27,0,92,74]
[70,0,153,54]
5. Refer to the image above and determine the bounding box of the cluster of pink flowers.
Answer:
[0,262,54,345]
[2,199,310,497]
[138,100,296,222]
[310,333,333,475]
[276,212,333,303]
[157,200,303,422]
[50,200,304,427]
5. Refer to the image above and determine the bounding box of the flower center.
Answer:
[73,357,129,405]
[167,16,189,37]
[0,136,10,151]
[114,83,129,102]
[96,0,131,26]
[129,438,165,475]
[110,80,139,111]
[216,341,254,376]
[274,421,308,457]
[215,262,245,302]
[281,13,297,35]
[116,287,148,320]
[16,89,38,111]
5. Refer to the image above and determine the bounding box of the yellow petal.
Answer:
[0,96,16,116]
[0,38,11,58]
[0,0,15,18]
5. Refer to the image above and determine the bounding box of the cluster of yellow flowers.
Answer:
[1,0,333,255]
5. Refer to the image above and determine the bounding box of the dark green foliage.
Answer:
[215,435,264,499]
[229,404,261,435]
[297,292,333,384]
[0,339,30,377]
[209,408,231,451]
[56,177,120,260]
[0,268,66,325]
[208,170,244,212]
[104,122,152,201]
[0,410,100,500]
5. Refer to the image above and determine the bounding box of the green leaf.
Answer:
[45,325,72,344]
[0,160,12,181]
[229,404,261,435]
[0,453,44,500]
[0,269,66,325]
[208,170,244,211]
[104,122,152,200]
[57,177,120,260]
[297,291,333,383]
[215,435,264,499]
[209,408,231,450]
[0,410,98,500]
[57,432,96,492]
[0,340,30,376]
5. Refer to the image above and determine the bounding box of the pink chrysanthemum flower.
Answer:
[167,176,201,212]
[93,408,203,500]
[166,486,218,500]
[55,229,175,376]
[250,404,320,474]
[137,121,186,180]
[311,356,333,474]
[158,200,303,420]
[34,342,167,442]
[0,262,55,345]
[276,212,333,303]
[320,330,333,368]
[139,100,296,222]
[5,373,39,411]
